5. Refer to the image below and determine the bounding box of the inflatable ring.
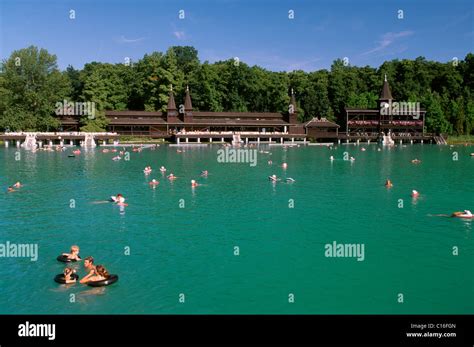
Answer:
[87,274,119,287]
[54,273,79,284]
[57,254,81,262]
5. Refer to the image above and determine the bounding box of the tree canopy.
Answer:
[1,45,473,135]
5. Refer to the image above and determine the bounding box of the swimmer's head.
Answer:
[84,256,94,267]
[71,245,79,254]
[64,267,74,276]
[96,265,110,279]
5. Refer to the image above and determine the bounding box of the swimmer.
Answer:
[143,166,152,174]
[149,179,159,186]
[361,148,366,152]
[191,180,199,187]
[330,156,334,161]
[159,166,167,172]
[470,153,474,157]
[7,186,15,193]
[112,156,121,161]
[87,265,110,282]
[80,256,97,284]
[62,245,81,261]
[286,177,296,183]
[111,149,117,153]
[452,210,473,218]
[268,160,272,165]
[115,194,126,205]
[200,170,208,177]
[411,190,419,198]
[102,149,109,153]
[411,159,421,164]
[350,157,355,161]
[12,182,22,188]
[63,267,77,284]
[167,173,177,180]
[268,174,279,182]
[73,150,81,155]
[282,163,288,169]
[385,179,393,188]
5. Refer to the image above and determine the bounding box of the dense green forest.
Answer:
[1,45,473,134]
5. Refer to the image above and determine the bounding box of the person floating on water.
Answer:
[268,160,272,165]
[79,256,97,284]
[87,265,110,282]
[411,159,421,164]
[63,267,77,284]
[149,179,159,186]
[385,179,393,188]
[330,156,334,161]
[268,174,279,182]
[282,163,288,169]
[110,194,126,205]
[12,182,22,188]
[167,173,177,180]
[62,245,81,261]
[143,166,152,174]
[452,210,473,218]
[411,190,419,198]
[112,156,121,161]
[191,180,199,187]
[200,170,208,177]
[160,166,167,172]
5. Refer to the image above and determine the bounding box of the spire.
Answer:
[167,85,176,111]
[290,88,297,113]
[184,85,193,111]
[379,75,393,100]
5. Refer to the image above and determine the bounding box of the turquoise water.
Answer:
[0,144,472,314]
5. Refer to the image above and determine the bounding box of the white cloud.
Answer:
[173,31,186,40]
[116,35,146,44]
[361,31,414,56]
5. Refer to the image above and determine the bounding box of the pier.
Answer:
[0,132,120,148]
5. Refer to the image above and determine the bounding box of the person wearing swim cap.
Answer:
[191,180,199,187]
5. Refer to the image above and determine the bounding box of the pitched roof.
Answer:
[304,117,340,128]
[379,74,393,100]
[167,88,176,110]
[184,86,193,110]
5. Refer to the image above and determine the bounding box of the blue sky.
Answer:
[1,0,473,71]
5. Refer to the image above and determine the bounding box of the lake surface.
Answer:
[0,144,472,314]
